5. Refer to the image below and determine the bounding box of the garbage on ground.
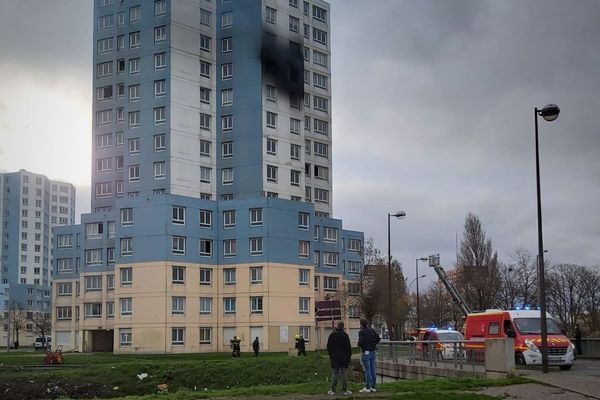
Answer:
[137,373,148,380]
[157,383,169,392]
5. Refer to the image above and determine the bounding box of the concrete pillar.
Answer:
[484,338,515,378]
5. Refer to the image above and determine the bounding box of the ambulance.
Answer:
[463,308,575,370]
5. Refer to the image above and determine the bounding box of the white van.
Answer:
[34,336,51,350]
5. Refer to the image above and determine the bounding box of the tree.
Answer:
[579,266,600,335]
[456,213,501,311]
[497,248,538,309]
[33,312,52,340]
[8,301,26,348]
[419,280,463,330]
[547,264,588,334]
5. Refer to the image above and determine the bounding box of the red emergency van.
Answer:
[464,309,575,370]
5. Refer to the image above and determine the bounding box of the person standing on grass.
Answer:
[253,337,260,357]
[326,322,352,396]
[295,334,307,356]
[357,318,380,393]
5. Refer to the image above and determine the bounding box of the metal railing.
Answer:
[377,340,486,371]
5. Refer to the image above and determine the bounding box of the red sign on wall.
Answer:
[315,300,341,322]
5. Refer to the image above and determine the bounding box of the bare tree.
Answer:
[546,264,587,334]
[32,312,52,340]
[456,213,501,311]
[497,248,538,309]
[579,266,600,335]
[9,301,26,349]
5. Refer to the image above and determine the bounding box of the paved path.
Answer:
[481,383,595,400]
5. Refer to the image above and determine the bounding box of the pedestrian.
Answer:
[357,318,380,393]
[230,336,241,358]
[574,324,583,356]
[253,336,260,357]
[294,334,307,356]
[326,322,352,396]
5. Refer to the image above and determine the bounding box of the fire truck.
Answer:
[428,255,575,370]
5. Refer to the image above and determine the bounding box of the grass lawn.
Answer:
[0,351,527,400]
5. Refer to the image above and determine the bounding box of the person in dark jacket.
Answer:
[252,337,260,357]
[575,324,583,355]
[295,334,307,356]
[357,318,380,393]
[326,322,352,395]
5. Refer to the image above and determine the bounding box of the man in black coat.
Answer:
[326,322,352,395]
[252,337,260,357]
[575,324,583,355]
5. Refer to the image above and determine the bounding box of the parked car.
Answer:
[34,336,51,351]
[416,328,466,360]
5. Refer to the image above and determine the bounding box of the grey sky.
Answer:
[0,0,598,288]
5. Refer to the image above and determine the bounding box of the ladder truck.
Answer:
[428,254,471,316]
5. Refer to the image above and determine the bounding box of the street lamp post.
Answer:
[407,275,427,293]
[415,257,428,328]
[534,103,560,374]
[387,211,406,340]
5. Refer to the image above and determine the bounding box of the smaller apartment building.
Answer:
[52,194,363,353]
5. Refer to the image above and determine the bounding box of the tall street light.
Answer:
[534,103,560,374]
[387,210,406,340]
[407,275,427,293]
[415,257,428,328]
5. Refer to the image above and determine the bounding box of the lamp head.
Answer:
[419,274,427,278]
[418,257,428,261]
[539,103,560,122]
[391,211,406,219]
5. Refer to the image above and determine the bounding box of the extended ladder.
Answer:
[431,264,472,316]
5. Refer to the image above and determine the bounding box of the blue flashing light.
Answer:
[515,306,522,311]
[447,327,453,331]
[525,306,531,310]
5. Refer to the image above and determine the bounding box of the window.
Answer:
[172,328,185,345]
[200,34,211,52]
[172,296,185,315]
[314,119,329,135]
[128,165,140,182]
[98,14,113,30]
[128,84,140,101]
[313,50,328,67]
[154,26,166,43]
[107,247,115,264]
[297,270,311,288]
[128,111,140,127]
[117,35,125,50]
[154,134,166,152]
[84,303,102,319]
[224,240,236,257]
[130,6,141,23]
[314,188,329,204]
[224,297,236,314]
[221,89,233,106]
[200,167,211,183]
[299,241,309,258]
[323,227,338,242]
[120,208,133,227]
[155,0,166,16]
[265,6,276,23]
[199,298,212,315]
[298,213,309,230]
[129,31,141,48]
[313,27,328,45]
[200,8,211,26]
[299,297,310,314]
[172,236,186,255]
[250,297,263,314]
[303,24,310,39]
[57,282,73,296]
[172,206,185,225]
[303,1,310,15]
[250,208,262,226]
[155,79,166,97]
[266,85,277,101]
[304,70,310,84]
[128,58,140,75]
[324,252,338,266]
[313,5,327,21]
[290,118,301,134]
[304,46,310,61]
[347,239,361,252]
[201,61,211,77]
[96,85,113,101]
[290,0,298,7]
[154,162,166,179]
[266,165,278,182]
[223,210,236,228]
[222,168,234,185]
[57,234,73,248]
[200,113,211,130]
[116,132,124,147]
[348,261,361,275]
[290,144,301,160]
[222,141,233,158]
[224,268,236,285]
[305,116,311,131]
[57,306,72,320]
[199,327,212,343]
[313,72,328,89]
[221,11,232,28]
[154,53,166,70]
[266,112,277,128]
[200,268,212,285]
[120,297,132,316]
[222,63,233,79]
[222,37,232,53]
[97,38,113,54]
[199,88,211,105]
[324,276,339,291]
[314,96,329,112]
[289,16,299,32]
[85,250,102,266]
[96,110,112,125]
[291,170,300,186]
[96,61,113,77]
[120,267,132,286]
[314,142,329,158]
[300,326,310,342]
[121,237,133,256]
[250,267,263,284]
[57,258,73,273]
[96,133,112,148]
[85,275,102,291]
[266,139,277,155]
[172,266,185,284]
[222,115,233,131]
[199,239,212,257]
[250,237,263,256]
[199,210,212,227]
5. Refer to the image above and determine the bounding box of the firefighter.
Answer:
[230,336,241,358]
[294,334,307,356]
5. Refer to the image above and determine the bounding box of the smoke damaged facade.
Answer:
[52,0,360,353]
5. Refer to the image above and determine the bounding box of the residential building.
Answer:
[0,170,76,346]
[53,0,361,353]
